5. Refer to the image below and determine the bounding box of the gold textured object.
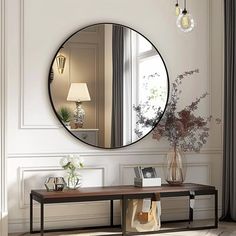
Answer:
[56,53,66,74]
[44,177,66,191]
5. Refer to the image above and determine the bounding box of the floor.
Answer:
[9,222,236,236]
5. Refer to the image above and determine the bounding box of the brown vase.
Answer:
[164,146,186,185]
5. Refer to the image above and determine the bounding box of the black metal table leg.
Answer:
[30,193,33,233]
[40,201,44,236]
[189,191,195,224]
[122,196,127,236]
[110,200,114,227]
[215,190,218,228]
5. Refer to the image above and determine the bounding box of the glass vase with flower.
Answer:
[165,144,186,185]
[60,155,84,189]
[151,70,219,185]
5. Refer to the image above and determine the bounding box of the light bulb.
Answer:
[176,11,194,32]
[175,4,180,16]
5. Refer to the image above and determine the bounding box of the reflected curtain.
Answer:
[111,25,124,148]
[221,0,236,221]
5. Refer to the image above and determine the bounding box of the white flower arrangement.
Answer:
[60,154,84,189]
[60,154,84,173]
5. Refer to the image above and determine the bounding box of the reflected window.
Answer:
[123,31,168,143]
[138,35,153,54]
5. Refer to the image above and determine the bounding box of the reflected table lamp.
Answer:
[67,83,91,128]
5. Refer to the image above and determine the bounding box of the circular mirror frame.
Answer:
[48,22,170,149]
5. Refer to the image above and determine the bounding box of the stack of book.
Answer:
[134,167,161,187]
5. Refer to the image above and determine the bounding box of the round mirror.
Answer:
[48,23,169,149]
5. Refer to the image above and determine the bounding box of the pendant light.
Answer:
[175,0,181,16]
[176,0,194,32]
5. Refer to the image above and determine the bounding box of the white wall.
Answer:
[3,0,224,233]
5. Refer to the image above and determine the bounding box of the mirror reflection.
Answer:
[49,23,169,148]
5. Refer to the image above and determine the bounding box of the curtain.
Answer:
[111,25,124,148]
[221,0,236,221]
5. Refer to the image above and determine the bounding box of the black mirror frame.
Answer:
[48,22,170,149]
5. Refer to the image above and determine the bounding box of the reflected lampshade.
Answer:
[67,83,91,102]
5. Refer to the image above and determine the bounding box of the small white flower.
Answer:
[71,157,79,168]
[67,154,74,163]
[60,157,68,167]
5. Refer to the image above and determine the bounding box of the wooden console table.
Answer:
[30,183,218,236]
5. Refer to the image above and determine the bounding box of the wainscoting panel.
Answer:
[7,153,222,233]
[18,166,106,208]
[120,163,211,185]
[8,158,110,233]
[120,162,215,221]
[20,0,62,129]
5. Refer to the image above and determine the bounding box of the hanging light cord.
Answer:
[183,0,187,14]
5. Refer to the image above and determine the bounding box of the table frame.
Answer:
[30,185,218,236]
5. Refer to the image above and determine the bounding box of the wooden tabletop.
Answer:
[31,184,216,200]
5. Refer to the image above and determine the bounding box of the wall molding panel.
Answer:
[18,165,107,208]
[8,147,223,159]
[119,163,212,185]
[19,0,61,129]
[209,0,225,148]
